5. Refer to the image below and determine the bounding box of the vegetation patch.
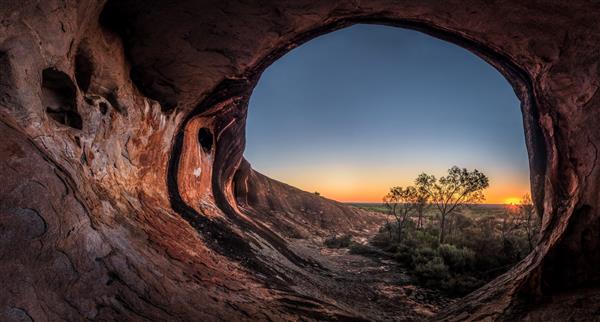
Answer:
[353,167,541,297]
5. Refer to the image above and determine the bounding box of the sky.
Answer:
[244,24,530,204]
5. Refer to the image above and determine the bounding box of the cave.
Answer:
[198,127,214,153]
[0,1,599,321]
[99,101,108,115]
[75,46,94,93]
[244,24,530,208]
[42,68,82,130]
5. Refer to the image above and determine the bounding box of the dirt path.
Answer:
[288,239,453,321]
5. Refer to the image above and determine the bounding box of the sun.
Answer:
[503,197,521,205]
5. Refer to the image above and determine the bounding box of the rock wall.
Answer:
[1,0,599,320]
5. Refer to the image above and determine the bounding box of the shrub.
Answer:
[370,230,394,248]
[411,246,437,267]
[324,234,352,248]
[393,243,414,264]
[438,244,475,272]
[410,229,439,248]
[414,256,449,288]
[348,242,382,256]
[365,206,536,297]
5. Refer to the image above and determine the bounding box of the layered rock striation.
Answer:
[1,0,599,320]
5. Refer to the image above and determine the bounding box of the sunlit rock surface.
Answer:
[1,0,599,320]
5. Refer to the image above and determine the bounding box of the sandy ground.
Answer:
[287,237,453,321]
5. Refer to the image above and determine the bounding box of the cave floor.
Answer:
[286,238,453,321]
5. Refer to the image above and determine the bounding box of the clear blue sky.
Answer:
[244,24,530,203]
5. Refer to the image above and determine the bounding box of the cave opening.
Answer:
[42,67,82,130]
[99,101,108,115]
[3,1,598,320]
[242,24,537,300]
[198,127,214,152]
[74,46,94,93]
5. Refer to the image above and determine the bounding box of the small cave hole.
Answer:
[198,127,213,153]
[99,102,108,115]
[0,51,15,106]
[42,68,82,130]
[74,47,94,92]
[106,89,127,115]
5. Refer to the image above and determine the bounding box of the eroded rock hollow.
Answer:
[1,0,599,320]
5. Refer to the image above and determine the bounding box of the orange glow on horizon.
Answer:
[503,197,522,205]
[296,184,529,205]
[262,165,530,205]
[325,193,528,205]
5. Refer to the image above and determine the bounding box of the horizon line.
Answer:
[342,201,514,205]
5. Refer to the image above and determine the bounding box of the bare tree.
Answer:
[518,194,540,252]
[383,186,418,241]
[415,166,489,244]
[414,188,429,229]
[500,205,521,243]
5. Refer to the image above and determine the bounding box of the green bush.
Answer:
[365,209,536,297]
[438,244,475,272]
[348,242,382,256]
[410,229,439,248]
[370,230,393,248]
[414,256,449,288]
[324,234,352,248]
[411,246,437,266]
[393,243,413,264]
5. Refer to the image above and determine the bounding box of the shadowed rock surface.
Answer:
[1,0,599,320]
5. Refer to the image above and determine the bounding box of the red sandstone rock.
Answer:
[0,0,599,320]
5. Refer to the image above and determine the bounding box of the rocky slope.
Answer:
[1,0,599,321]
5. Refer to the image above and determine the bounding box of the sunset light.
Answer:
[503,197,522,205]
[245,25,529,205]
[3,2,595,320]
